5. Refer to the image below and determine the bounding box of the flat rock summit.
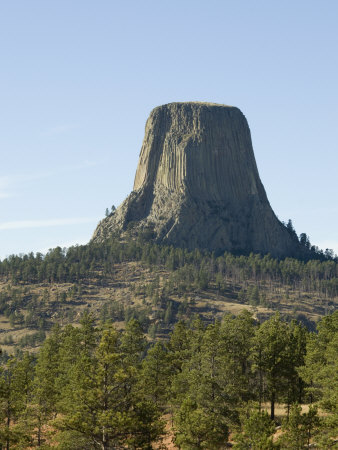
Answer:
[93,102,300,258]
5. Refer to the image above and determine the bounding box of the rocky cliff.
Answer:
[92,102,300,258]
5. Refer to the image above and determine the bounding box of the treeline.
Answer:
[0,311,337,449]
[0,237,337,299]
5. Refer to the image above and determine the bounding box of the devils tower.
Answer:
[93,102,300,258]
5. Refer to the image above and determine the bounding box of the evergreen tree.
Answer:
[167,321,192,377]
[141,342,170,409]
[55,325,164,449]
[0,354,35,449]
[120,318,147,366]
[172,321,239,448]
[284,321,307,411]
[221,310,256,402]
[234,409,276,449]
[30,324,62,446]
[251,314,292,420]
[299,311,338,442]
[278,404,320,449]
[174,396,229,449]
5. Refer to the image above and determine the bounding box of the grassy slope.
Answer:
[0,257,336,354]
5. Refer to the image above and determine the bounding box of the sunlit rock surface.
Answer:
[93,102,300,257]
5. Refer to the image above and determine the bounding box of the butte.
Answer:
[92,102,301,258]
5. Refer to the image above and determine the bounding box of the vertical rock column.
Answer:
[92,102,300,258]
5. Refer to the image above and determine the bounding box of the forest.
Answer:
[0,310,337,448]
[0,234,337,448]
[0,234,337,297]
[0,233,336,339]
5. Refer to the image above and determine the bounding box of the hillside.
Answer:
[0,232,336,354]
[0,233,337,448]
[0,297,337,448]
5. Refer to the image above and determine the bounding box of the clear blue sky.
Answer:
[1,0,337,259]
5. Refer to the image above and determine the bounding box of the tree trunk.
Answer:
[258,349,263,412]
[6,404,10,450]
[270,392,275,421]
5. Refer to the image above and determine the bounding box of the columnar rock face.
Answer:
[93,102,300,258]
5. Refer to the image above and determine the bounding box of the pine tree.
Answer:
[251,313,292,420]
[278,404,320,449]
[120,318,147,366]
[172,321,237,448]
[174,396,229,449]
[142,342,170,409]
[234,409,275,449]
[299,311,338,442]
[221,310,256,402]
[30,324,62,446]
[55,325,164,449]
[284,321,307,412]
[0,354,35,449]
[9,353,35,447]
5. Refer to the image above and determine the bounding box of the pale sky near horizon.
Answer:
[1,1,337,260]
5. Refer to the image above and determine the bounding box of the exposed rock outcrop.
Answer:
[92,102,300,258]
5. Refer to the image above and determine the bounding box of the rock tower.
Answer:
[92,102,300,258]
